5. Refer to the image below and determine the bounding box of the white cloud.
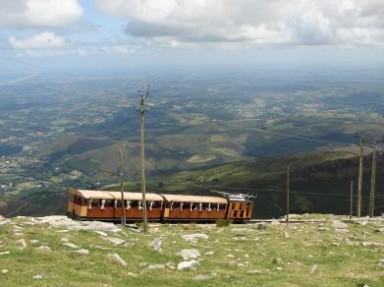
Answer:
[95,0,384,46]
[9,32,66,49]
[0,0,83,28]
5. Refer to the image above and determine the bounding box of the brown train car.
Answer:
[67,189,254,222]
[67,189,164,221]
[161,194,228,221]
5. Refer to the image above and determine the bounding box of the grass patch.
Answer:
[0,216,383,286]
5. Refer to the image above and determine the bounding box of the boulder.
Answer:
[36,246,52,252]
[149,238,162,252]
[15,239,27,250]
[103,237,125,246]
[74,249,89,256]
[177,249,200,260]
[147,264,165,270]
[62,242,79,249]
[332,221,348,229]
[177,260,200,271]
[108,253,127,266]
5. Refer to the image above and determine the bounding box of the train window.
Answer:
[233,210,238,217]
[130,201,139,208]
[104,199,114,207]
[74,196,83,205]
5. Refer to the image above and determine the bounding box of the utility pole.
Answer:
[139,83,150,232]
[357,136,364,217]
[99,151,127,225]
[349,181,353,218]
[119,149,126,225]
[369,138,379,217]
[286,165,290,224]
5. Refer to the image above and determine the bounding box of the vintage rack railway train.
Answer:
[67,189,253,222]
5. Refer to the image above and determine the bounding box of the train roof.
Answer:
[160,194,227,204]
[69,189,163,201]
[69,189,228,204]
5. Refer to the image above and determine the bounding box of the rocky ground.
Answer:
[0,215,383,286]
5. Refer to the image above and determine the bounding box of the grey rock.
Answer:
[177,260,200,270]
[147,264,165,270]
[332,221,348,229]
[74,249,89,256]
[149,238,162,252]
[36,246,52,252]
[204,251,214,256]
[28,216,122,233]
[108,253,127,266]
[62,242,79,249]
[0,251,10,255]
[103,237,125,246]
[15,239,27,250]
[310,264,318,274]
[95,231,108,237]
[178,249,200,260]
[33,275,43,280]
[194,274,215,281]
[1,269,8,274]
[362,242,382,247]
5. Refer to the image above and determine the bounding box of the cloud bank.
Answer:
[9,32,65,49]
[0,0,83,28]
[95,0,384,47]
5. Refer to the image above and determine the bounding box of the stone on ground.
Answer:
[177,249,200,260]
[177,260,200,271]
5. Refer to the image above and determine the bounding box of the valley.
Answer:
[0,65,384,218]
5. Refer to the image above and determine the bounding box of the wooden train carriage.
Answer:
[226,194,253,221]
[67,189,164,221]
[161,194,228,221]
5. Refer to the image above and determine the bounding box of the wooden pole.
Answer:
[357,136,364,217]
[349,181,353,218]
[119,149,126,225]
[140,87,148,232]
[286,165,290,224]
[369,138,377,217]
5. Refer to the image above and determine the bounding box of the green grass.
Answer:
[0,216,383,286]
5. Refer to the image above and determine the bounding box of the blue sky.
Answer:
[0,0,383,72]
